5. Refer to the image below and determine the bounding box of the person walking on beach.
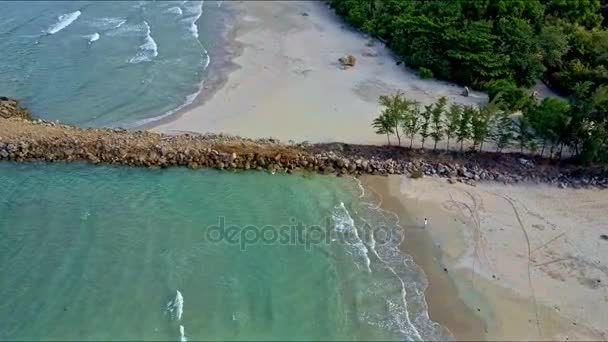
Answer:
[424,218,428,228]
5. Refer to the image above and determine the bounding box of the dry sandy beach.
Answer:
[364,176,608,340]
[154,1,486,143]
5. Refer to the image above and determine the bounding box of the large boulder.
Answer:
[338,55,356,69]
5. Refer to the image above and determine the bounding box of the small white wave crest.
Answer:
[165,290,184,321]
[179,325,187,342]
[351,194,446,340]
[332,202,371,272]
[86,32,100,44]
[166,6,184,16]
[46,10,81,35]
[107,20,144,37]
[129,21,158,64]
[88,17,126,30]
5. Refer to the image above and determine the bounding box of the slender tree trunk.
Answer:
[433,140,438,151]
[558,143,564,160]
[460,140,464,152]
[549,144,555,160]
[480,141,484,152]
[409,135,414,149]
[446,137,451,151]
[540,140,546,157]
[386,133,390,146]
[394,125,401,146]
[421,138,425,149]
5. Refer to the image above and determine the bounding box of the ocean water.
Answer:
[0,1,445,340]
[0,1,211,127]
[0,163,444,341]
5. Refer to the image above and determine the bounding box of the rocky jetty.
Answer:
[1,99,607,189]
[0,97,31,120]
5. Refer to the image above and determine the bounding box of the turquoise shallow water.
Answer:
[0,163,444,340]
[0,1,445,339]
[0,1,212,127]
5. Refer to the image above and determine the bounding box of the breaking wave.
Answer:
[128,21,158,64]
[46,10,81,35]
[166,290,184,321]
[181,1,203,39]
[333,185,450,340]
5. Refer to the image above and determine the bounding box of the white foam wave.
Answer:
[165,290,184,321]
[352,196,445,340]
[179,325,187,342]
[114,19,127,29]
[127,48,210,127]
[181,1,203,39]
[128,21,158,64]
[353,177,365,198]
[46,10,81,34]
[333,202,371,272]
[107,21,144,37]
[88,17,126,30]
[87,32,100,44]
[129,91,199,127]
[166,6,184,15]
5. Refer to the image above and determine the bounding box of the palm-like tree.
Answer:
[373,112,395,145]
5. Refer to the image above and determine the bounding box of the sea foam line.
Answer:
[127,0,210,128]
[333,202,372,272]
[127,49,210,128]
[347,191,431,340]
[46,10,81,35]
[128,21,158,64]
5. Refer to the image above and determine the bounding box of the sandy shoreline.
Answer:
[363,176,608,340]
[152,1,487,144]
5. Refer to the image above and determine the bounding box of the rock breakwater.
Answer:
[1,99,607,188]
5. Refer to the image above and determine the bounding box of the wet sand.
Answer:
[363,175,608,340]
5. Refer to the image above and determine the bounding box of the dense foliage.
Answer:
[372,92,608,163]
[329,0,608,93]
[332,0,608,163]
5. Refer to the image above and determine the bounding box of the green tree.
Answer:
[528,98,571,157]
[543,0,603,29]
[472,104,496,151]
[457,105,474,151]
[403,101,421,148]
[445,103,462,150]
[372,112,395,145]
[430,97,447,150]
[492,111,515,152]
[379,93,409,146]
[419,104,433,149]
[486,79,533,112]
[539,24,570,70]
[515,115,533,153]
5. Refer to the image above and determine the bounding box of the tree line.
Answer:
[329,0,608,94]
[372,90,607,163]
[330,0,608,163]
